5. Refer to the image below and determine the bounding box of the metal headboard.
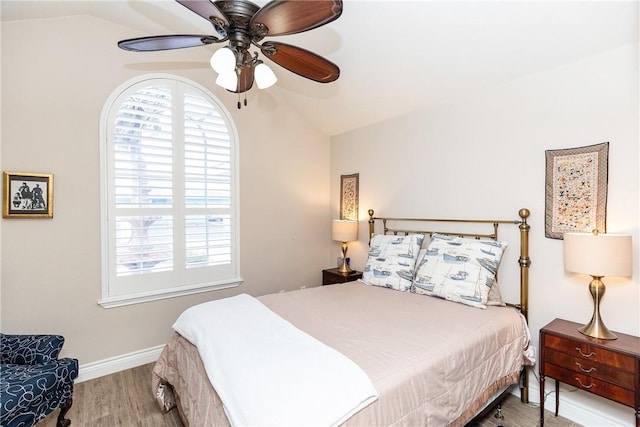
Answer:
[367,208,531,402]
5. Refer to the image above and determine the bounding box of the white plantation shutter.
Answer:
[183,93,233,269]
[100,75,240,307]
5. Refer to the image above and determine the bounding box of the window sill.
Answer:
[98,278,243,308]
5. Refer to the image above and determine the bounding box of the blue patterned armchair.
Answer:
[0,334,79,427]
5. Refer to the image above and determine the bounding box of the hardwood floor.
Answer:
[472,395,582,427]
[38,363,580,426]
[38,364,182,427]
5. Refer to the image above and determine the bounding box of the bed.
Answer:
[152,208,533,426]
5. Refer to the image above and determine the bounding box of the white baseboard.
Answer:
[525,381,633,427]
[77,345,164,383]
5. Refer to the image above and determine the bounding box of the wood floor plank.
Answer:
[37,363,579,426]
[471,394,581,427]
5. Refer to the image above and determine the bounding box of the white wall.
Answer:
[331,44,639,426]
[0,15,332,365]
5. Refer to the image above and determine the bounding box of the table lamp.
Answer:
[563,230,632,340]
[332,220,358,274]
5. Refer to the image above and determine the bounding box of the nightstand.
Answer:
[539,318,640,427]
[322,268,363,285]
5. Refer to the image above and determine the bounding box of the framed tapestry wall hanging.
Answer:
[544,142,608,239]
[340,173,359,221]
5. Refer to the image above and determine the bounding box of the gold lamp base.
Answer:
[579,275,617,340]
[337,241,352,274]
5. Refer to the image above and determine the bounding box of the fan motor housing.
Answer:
[215,0,260,50]
[215,0,259,23]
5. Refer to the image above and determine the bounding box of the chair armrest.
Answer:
[0,334,65,365]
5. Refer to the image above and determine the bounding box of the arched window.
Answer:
[99,75,240,307]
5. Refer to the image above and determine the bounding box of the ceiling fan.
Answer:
[118,0,342,103]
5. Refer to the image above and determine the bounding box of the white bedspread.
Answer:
[172,294,378,427]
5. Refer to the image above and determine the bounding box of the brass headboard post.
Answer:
[518,208,531,404]
[517,208,531,322]
[367,209,375,244]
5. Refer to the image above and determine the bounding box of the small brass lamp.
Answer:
[332,220,358,274]
[563,230,632,340]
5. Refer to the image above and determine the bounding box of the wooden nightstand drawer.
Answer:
[322,268,363,285]
[545,348,636,389]
[543,363,635,407]
[323,271,346,285]
[544,334,636,372]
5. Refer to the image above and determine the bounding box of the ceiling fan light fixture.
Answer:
[118,0,343,99]
[216,70,238,91]
[210,47,236,74]
[254,62,277,89]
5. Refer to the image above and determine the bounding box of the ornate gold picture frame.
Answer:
[544,142,608,239]
[340,173,359,221]
[3,171,54,218]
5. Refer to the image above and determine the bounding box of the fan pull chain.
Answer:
[235,68,249,109]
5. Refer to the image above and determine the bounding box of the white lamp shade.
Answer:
[254,62,277,89]
[332,220,358,242]
[564,232,632,277]
[210,47,236,74]
[216,71,238,91]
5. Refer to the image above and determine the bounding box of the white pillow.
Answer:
[412,234,507,309]
[362,233,424,291]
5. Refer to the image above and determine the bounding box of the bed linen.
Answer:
[153,281,531,427]
[171,294,378,427]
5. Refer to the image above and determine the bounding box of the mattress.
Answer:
[152,281,530,426]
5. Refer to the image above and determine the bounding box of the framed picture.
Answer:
[3,171,54,218]
[340,173,359,221]
[545,142,608,239]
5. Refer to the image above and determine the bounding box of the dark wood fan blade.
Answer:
[118,35,218,52]
[232,64,255,93]
[251,0,342,36]
[176,0,229,26]
[261,41,339,83]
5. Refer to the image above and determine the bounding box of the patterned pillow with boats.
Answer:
[362,233,424,291]
[412,234,507,309]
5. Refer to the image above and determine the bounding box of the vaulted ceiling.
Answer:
[2,1,637,135]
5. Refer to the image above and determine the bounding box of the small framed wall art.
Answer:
[340,173,359,221]
[3,171,54,218]
[544,142,608,239]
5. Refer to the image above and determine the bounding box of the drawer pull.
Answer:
[575,347,595,358]
[575,362,596,373]
[575,377,595,389]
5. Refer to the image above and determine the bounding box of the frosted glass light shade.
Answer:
[210,47,236,74]
[254,62,277,89]
[332,220,358,242]
[564,232,632,277]
[216,71,238,91]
